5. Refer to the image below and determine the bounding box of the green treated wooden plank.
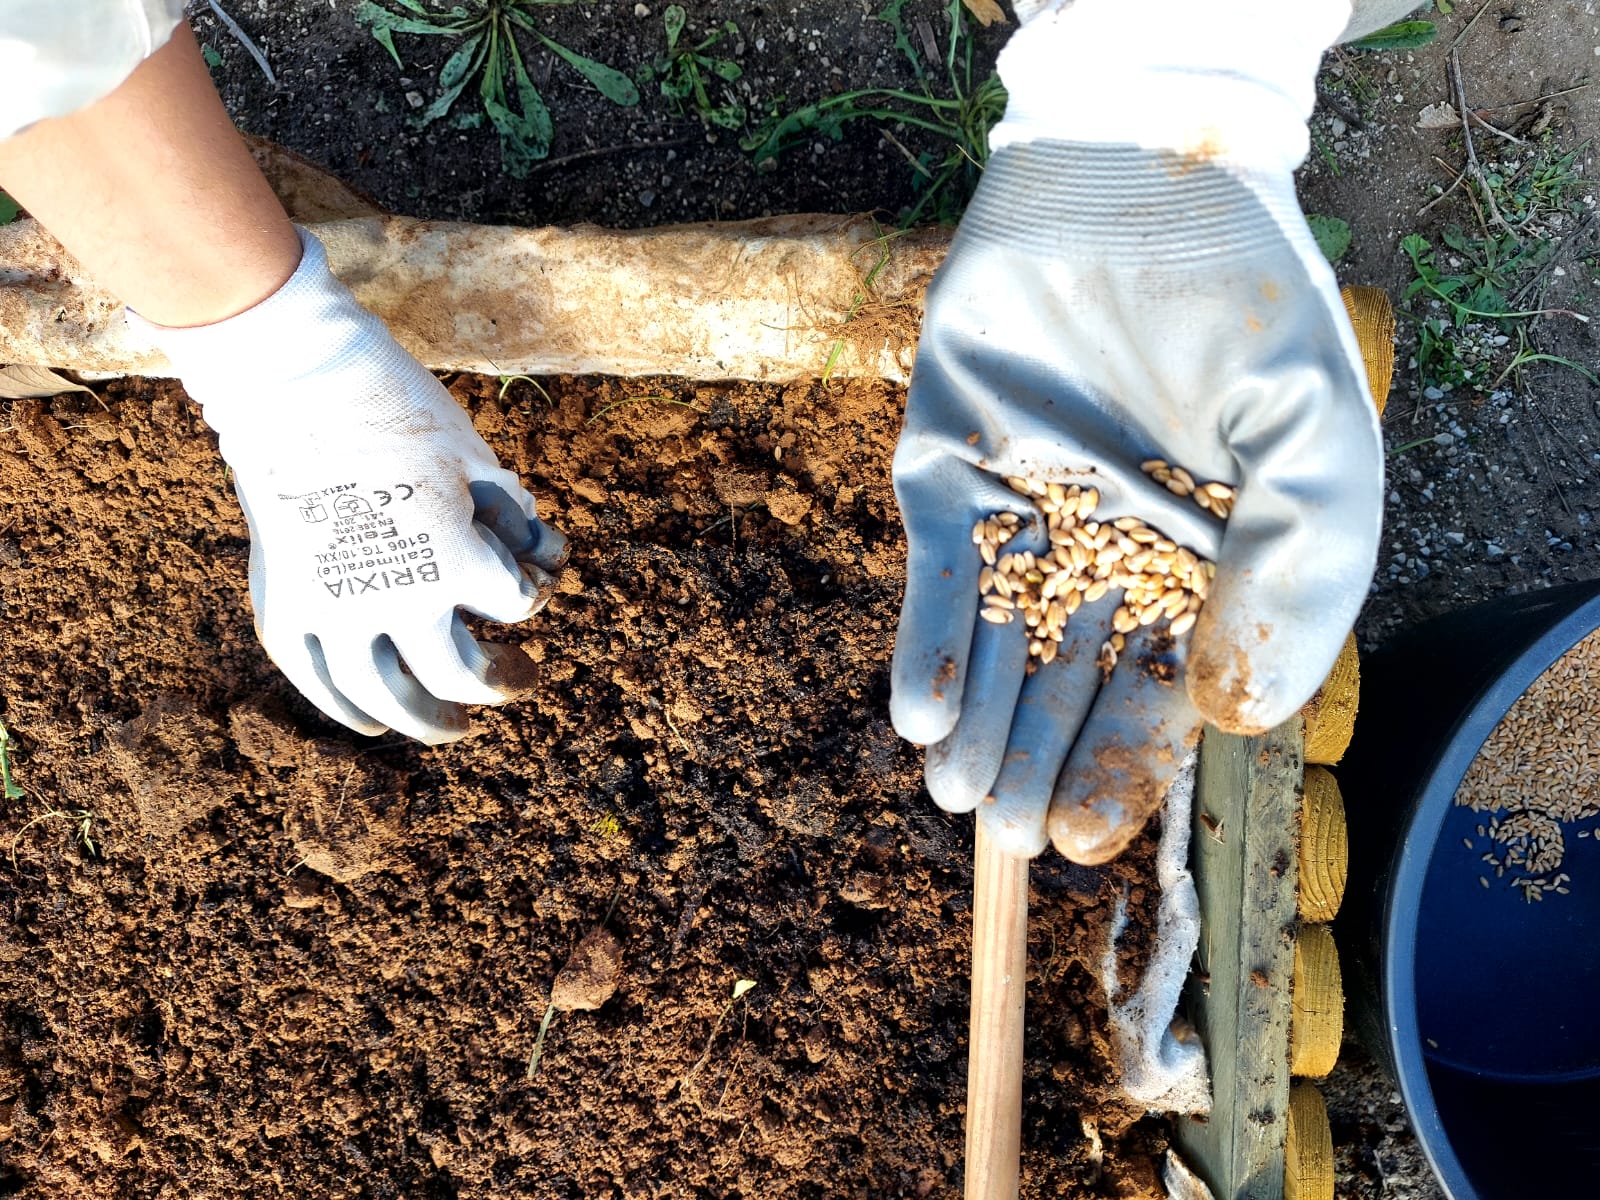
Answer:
[1174,720,1303,1200]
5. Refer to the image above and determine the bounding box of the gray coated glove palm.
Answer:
[890,143,1382,864]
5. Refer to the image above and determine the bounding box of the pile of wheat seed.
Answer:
[1456,625,1600,902]
[972,463,1233,676]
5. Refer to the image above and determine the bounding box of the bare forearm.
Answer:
[0,24,300,328]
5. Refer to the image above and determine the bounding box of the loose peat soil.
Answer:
[0,378,1166,1199]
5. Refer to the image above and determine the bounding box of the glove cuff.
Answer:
[132,226,382,394]
[992,0,1351,175]
[957,142,1318,268]
[131,226,428,443]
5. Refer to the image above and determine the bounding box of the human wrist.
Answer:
[136,228,387,404]
[0,25,303,327]
[992,0,1351,174]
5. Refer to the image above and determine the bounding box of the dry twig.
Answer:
[1417,155,1470,217]
[1478,82,1592,113]
[203,0,277,87]
[1450,51,1520,243]
[525,136,697,176]
[1448,0,1497,53]
[1511,214,1598,309]
[1467,108,1527,146]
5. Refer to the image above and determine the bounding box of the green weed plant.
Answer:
[742,0,1006,226]
[1401,137,1593,392]
[639,6,744,130]
[357,0,638,177]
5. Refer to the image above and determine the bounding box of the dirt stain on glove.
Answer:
[1186,630,1270,737]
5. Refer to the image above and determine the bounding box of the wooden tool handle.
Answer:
[965,821,1030,1200]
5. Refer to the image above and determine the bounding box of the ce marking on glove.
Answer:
[373,484,416,507]
[301,485,416,523]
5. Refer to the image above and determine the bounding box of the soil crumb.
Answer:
[552,928,624,1012]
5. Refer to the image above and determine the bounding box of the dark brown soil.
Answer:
[0,377,1164,1199]
[192,1,1009,230]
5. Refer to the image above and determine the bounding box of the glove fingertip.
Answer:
[326,709,391,740]
[889,675,961,748]
[520,563,558,615]
[527,520,570,573]
[1048,671,1203,864]
[481,641,540,699]
[926,785,983,816]
[978,801,1050,858]
[1184,611,1323,736]
[1184,642,1272,736]
[921,742,992,819]
[1049,800,1146,866]
[268,633,390,739]
[413,710,475,746]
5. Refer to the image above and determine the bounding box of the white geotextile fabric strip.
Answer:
[1100,749,1211,1116]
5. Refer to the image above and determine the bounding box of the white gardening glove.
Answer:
[135,228,567,744]
[890,0,1383,862]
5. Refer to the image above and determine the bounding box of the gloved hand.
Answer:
[137,228,567,744]
[890,0,1383,863]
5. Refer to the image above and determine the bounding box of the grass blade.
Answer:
[0,719,25,801]
[510,44,556,154]
[1348,19,1438,51]
[356,0,466,68]
[355,2,463,37]
[1494,353,1600,387]
[536,33,640,106]
[877,0,930,90]
[482,37,553,176]
[417,30,486,125]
